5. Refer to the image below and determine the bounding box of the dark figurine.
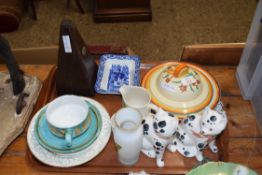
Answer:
[0,35,25,95]
[56,20,98,97]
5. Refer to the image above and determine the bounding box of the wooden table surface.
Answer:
[0,63,261,175]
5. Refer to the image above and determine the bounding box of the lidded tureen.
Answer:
[142,62,221,117]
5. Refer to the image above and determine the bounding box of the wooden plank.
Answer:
[220,97,261,138]
[228,114,261,138]
[204,66,241,96]
[180,43,245,66]
[227,138,262,174]
[222,97,254,116]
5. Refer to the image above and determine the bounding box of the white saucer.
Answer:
[27,97,111,168]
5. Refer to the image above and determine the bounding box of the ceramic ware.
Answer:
[111,107,143,166]
[187,162,258,175]
[158,63,203,101]
[95,54,140,94]
[34,101,102,154]
[27,97,111,168]
[142,62,220,117]
[168,107,227,161]
[119,85,152,117]
[141,107,179,167]
[46,95,89,147]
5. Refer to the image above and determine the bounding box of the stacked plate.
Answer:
[27,97,111,168]
[142,62,221,117]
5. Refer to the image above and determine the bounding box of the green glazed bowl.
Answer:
[187,162,258,175]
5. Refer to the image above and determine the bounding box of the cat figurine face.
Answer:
[200,107,227,136]
[152,108,178,138]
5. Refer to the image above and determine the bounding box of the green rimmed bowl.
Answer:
[187,162,258,175]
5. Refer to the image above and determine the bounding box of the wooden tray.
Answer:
[26,64,227,174]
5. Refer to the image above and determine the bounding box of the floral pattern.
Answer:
[162,67,201,93]
[179,84,187,92]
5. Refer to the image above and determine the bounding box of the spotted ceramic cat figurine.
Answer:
[168,107,227,161]
[141,107,179,167]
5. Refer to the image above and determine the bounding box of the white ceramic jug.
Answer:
[119,85,151,117]
[111,107,143,166]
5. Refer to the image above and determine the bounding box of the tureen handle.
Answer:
[173,63,188,78]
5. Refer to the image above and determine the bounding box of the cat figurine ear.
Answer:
[202,107,210,116]
[56,20,98,96]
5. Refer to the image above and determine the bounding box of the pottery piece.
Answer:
[158,63,203,102]
[168,107,227,161]
[186,162,258,175]
[142,62,220,117]
[141,106,179,167]
[35,100,102,154]
[119,85,151,117]
[46,95,89,147]
[27,97,111,168]
[111,107,143,166]
[95,54,140,94]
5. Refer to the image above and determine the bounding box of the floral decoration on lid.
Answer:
[158,63,203,102]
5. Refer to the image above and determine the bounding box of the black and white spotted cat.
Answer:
[141,107,178,167]
[168,107,227,161]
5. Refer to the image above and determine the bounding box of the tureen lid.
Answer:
[142,62,220,116]
[158,63,203,102]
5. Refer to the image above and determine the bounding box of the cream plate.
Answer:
[27,97,111,168]
[142,62,220,115]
